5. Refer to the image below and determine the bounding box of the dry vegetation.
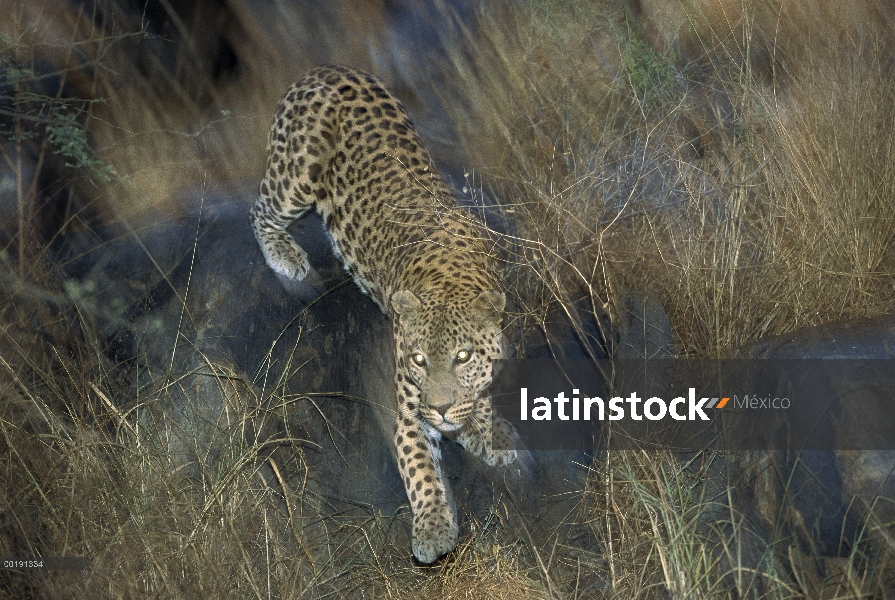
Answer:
[440,0,895,356]
[2,0,895,598]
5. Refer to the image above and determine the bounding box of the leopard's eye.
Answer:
[456,349,471,363]
[412,352,426,366]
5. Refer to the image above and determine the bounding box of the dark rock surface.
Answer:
[56,191,595,562]
[740,314,895,359]
[615,288,677,359]
[731,317,895,569]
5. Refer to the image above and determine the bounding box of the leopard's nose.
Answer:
[429,400,452,417]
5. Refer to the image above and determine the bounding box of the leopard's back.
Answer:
[251,64,498,311]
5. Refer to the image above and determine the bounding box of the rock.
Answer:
[56,190,593,563]
[615,288,677,359]
[731,316,895,579]
[740,315,895,359]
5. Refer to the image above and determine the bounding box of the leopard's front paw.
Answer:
[411,503,458,564]
[483,447,520,467]
[458,416,533,474]
[455,425,485,458]
[458,423,516,465]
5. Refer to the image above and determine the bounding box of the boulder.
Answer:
[732,316,895,575]
[57,191,593,562]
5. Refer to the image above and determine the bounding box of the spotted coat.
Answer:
[251,65,522,563]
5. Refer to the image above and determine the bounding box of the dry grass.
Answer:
[0,273,549,597]
[437,0,895,356]
[2,0,895,598]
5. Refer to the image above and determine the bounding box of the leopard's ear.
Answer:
[471,291,505,322]
[391,290,423,319]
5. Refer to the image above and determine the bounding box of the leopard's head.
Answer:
[391,289,505,433]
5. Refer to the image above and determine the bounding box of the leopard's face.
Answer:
[392,290,505,433]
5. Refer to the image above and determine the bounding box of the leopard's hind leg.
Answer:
[251,78,339,292]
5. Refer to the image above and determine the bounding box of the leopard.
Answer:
[250,64,525,564]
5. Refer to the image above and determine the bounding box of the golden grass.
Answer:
[636,0,895,76]
[2,0,895,597]
[436,0,895,356]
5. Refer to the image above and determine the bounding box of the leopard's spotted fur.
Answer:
[251,65,523,563]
